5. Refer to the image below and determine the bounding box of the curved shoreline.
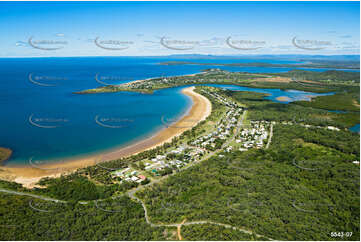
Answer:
[0,86,212,187]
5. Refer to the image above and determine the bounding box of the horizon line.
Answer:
[1,53,360,58]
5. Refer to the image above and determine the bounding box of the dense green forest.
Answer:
[35,174,128,202]
[224,90,360,129]
[294,91,360,112]
[181,224,268,241]
[0,70,359,241]
[0,193,165,240]
[136,123,359,240]
[135,88,359,241]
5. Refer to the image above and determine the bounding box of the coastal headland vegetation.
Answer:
[0,69,359,240]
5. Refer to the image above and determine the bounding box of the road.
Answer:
[1,110,273,240]
[127,187,272,239]
[0,188,65,203]
[265,123,273,149]
[223,110,247,149]
[177,218,186,240]
[126,110,274,240]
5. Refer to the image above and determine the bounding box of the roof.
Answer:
[138,175,146,180]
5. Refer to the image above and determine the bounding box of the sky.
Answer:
[0,1,359,57]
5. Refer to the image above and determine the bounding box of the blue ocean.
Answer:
[0,57,356,165]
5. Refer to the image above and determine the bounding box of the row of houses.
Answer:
[144,159,186,171]
[235,121,272,150]
[143,146,197,173]
[191,90,242,150]
[111,168,146,183]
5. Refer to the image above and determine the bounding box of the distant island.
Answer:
[159,60,360,70]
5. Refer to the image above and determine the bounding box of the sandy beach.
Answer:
[0,86,212,188]
[276,96,292,102]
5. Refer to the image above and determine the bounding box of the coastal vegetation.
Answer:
[0,70,359,241]
[35,174,120,202]
[224,90,360,129]
[275,69,360,84]
[0,86,225,199]
[294,91,360,112]
[182,224,268,240]
[128,87,359,241]
[75,69,359,100]
[75,85,154,94]
[0,193,165,240]
[136,124,359,240]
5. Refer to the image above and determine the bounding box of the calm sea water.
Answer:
[0,57,354,165]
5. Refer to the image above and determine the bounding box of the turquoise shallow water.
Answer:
[0,57,344,165]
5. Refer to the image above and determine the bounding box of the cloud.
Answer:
[15,41,28,47]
